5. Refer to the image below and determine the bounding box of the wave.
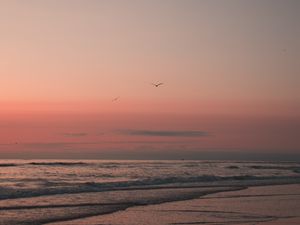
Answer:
[1,174,300,200]
[0,161,89,167]
[83,175,300,189]
[249,165,300,173]
[0,186,244,225]
[28,162,88,166]
[0,163,17,167]
[293,169,300,173]
[227,165,239,169]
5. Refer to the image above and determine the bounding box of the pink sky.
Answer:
[0,1,299,159]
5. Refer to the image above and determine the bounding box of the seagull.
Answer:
[151,82,164,87]
[112,96,120,102]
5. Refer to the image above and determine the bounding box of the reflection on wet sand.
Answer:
[50,184,300,225]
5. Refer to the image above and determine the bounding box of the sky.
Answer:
[0,0,299,159]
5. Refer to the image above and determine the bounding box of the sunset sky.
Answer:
[0,0,299,159]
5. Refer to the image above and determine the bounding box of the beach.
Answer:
[0,160,299,224]
[48,184,300,225]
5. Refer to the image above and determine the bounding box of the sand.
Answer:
[48,184,300,225]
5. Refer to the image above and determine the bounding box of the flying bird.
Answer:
[112,96,120,102]
[151,82,164,87]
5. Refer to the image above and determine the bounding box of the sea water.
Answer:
[0,160,299,224]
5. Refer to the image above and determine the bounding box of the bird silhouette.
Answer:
[112,96,120,102]
[151,82,164,87]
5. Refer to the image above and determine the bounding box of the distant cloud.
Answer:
[63,132,88,137]
[117,129,209,137]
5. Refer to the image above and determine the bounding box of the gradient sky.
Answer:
[0,0,299,159]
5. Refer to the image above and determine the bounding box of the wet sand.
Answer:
[49,184,300,225]
[0,186,241,225]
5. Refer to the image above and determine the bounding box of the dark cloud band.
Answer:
[117,129,209,137]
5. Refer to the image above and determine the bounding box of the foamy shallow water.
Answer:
[0,160,299,224]
[58,184,300,225]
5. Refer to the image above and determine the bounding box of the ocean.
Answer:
[0,160,300,224]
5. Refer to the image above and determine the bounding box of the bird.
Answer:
[112,96,120,102]
[151,82,164,87]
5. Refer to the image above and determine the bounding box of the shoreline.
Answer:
[1,175,300,201]
[1,159,300,225]
[0,181,299,224]
[41,186,245,225]
[0,186,244,225]
[47,183,300,225]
